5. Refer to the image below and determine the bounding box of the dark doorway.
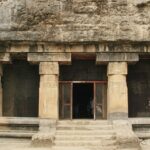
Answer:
[73,83,94,119]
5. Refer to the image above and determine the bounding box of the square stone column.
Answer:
[0,65,2,116]
[39,62,59,119]
[107,62,128,120]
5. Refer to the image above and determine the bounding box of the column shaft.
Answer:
[107,62,128,119]
[39,62,59,119]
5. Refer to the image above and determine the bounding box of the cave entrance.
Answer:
[59,60,107,120]
[59,81,107,120]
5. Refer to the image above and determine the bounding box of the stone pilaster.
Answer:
[39,62,59,119]
[0,53,11,116]
[0,64,3,116]
[107,62,128,119]
[0,65,2,116]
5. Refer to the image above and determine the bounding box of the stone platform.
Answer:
[0,120,142,150]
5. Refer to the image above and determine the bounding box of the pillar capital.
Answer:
[107,62,127,76]
[39,62,59,75]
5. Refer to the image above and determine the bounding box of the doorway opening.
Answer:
[59,81,107,120]
[59,59,107,120]
[73,83,94,119]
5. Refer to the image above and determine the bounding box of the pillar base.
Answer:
[113,120,141,149]
[32,119,56,147]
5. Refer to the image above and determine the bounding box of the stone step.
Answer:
[57,123,112,127]
[56,130,115,135]
[54,139,116,146]
[0,138,31,148]
[0,137,31,143]
[0,126,38,131]
[0,138,52,150]
[52,146,117,150]
[55,121,116,149]
[135,131,150,139]
[56,125,113,130]
[0,146,117,150]
[57,120,111,126]
[0,130,36,138]
[0,142,30,147]
[55,134,116,140]
[2,148,50,150]
[117,148,140,150]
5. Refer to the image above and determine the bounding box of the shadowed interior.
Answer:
[2,60,39,117]
[73,83,94,119]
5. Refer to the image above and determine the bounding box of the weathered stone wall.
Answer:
[0,0,12,30]
[0,0,150,42]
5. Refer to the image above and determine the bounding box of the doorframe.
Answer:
[59,81,107,120]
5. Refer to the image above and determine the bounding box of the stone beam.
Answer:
[28,53,71,64]
[96,53,139,64]
[10,45,29,52]
[0,53,11,62]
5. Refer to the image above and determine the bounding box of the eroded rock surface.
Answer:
[0,0,149,42]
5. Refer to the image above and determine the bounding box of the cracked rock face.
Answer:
[0,0,150,42]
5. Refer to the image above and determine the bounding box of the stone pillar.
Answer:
[107,62,128,119]
[39,62,59,119]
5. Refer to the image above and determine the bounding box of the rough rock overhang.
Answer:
[0,0,149,43]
